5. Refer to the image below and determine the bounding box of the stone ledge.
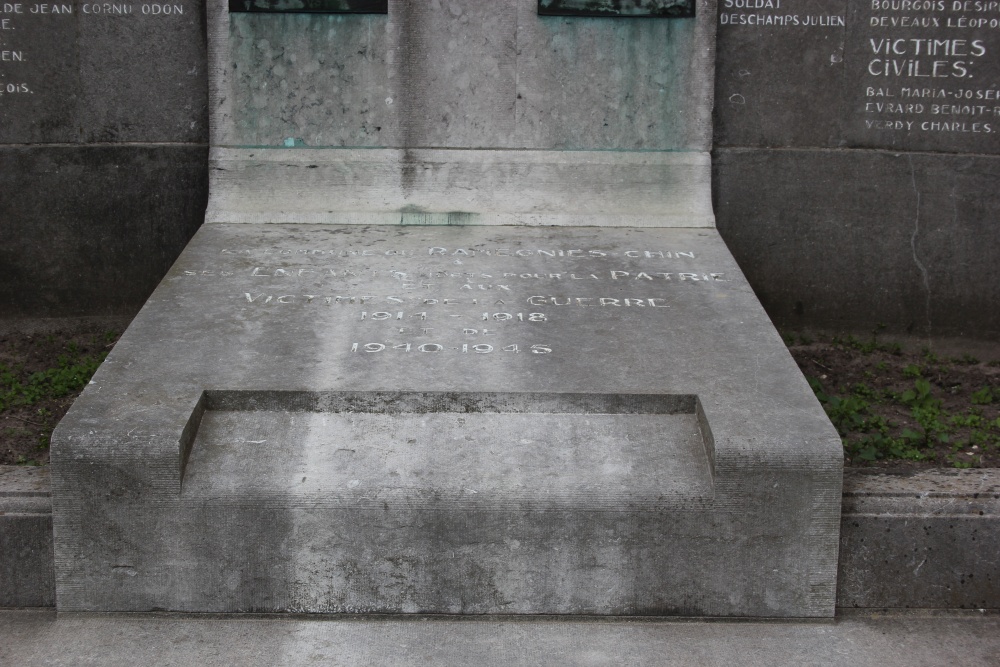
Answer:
[207,148,715,227]
[4,466,999,611]
[838,469,1000,610]
[0,467,54,608]
[1,609,999,666]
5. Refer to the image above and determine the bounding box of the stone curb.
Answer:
[838,468,1000,610]
[0,466,54,608]
[3,466,998,611]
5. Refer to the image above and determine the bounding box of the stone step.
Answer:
[185,391,714,513]
[173,391,716,615]
[0,466,53,608]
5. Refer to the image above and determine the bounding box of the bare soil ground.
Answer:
[1,325,998,468]
[0,328,118,465]
[788,333,1000,470]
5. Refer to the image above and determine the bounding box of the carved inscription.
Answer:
[862,1,999,136]
[719,0,845,27]
[0,2,188,103]
[716,0,1000,149]
[181,241,733,361]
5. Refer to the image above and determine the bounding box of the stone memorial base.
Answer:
[51,223,842,617]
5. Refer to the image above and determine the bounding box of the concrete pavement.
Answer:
[1,610,998,666]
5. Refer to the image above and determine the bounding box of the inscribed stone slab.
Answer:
[715,0,1000,152]
[51,223,842,617]
[0,0,206,144]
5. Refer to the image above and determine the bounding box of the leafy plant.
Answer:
[0,349,107,413]
[809,376,923,461]
[952,354,980,366]
[899,378,948,446]
[789,334,999,468]
[971,386,995,405]
[950,410,984,429]
[830,331,901,355]
[947,455,975,469]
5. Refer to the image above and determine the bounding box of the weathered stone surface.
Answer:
[51,223,842,616]
[13,464,1000,610]
[206,148,714,226]
[714,0,849,148]
[713,147,1000,339]
[47,0,845,619]
[0,146,208,319]
[715,0,1000,153]
[212,0,716,150]
[47,0,843,620]
[712,0,1000,340]
[0,467,54,608]
[839,469,1000,609]
[0,0,207,144]
[0,1,209,320]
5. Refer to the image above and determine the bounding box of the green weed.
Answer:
[971,386,996,405]
[0,350,107,412]
[899,378,949,446]
[950,410,984,429]
[795,336,999,466]
[952,354,980,366]
[948,457,975,469]
[809,376,923,461]
[831,331,901,355]
[851,383,880,400]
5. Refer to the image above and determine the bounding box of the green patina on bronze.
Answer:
[229,0,387,14]
[538,0,694,18]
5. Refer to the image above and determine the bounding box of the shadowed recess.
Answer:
[538,0,695,18]
[229,0,388,13]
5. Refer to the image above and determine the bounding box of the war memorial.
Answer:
[0,0,998,663]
